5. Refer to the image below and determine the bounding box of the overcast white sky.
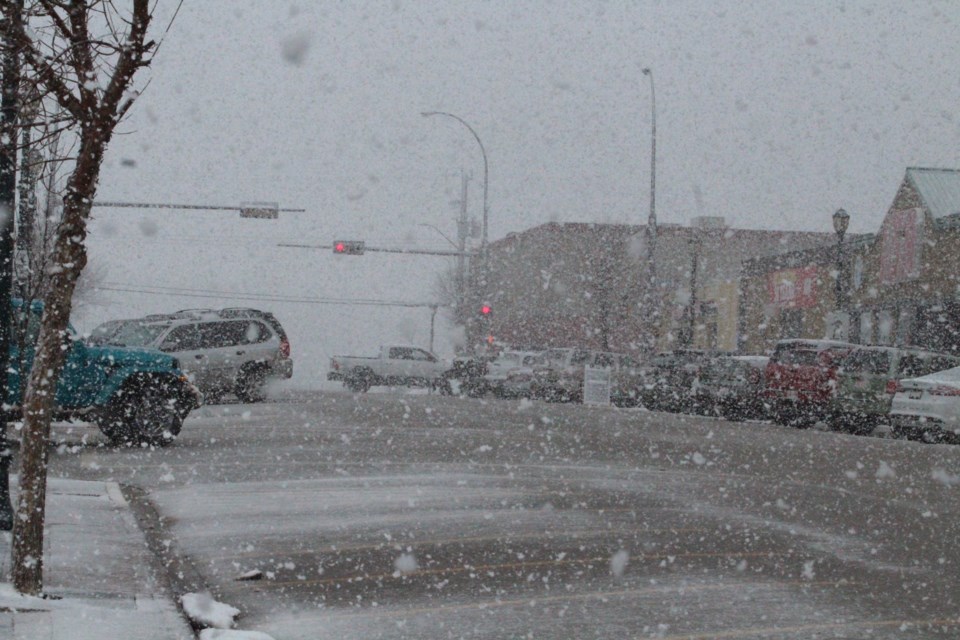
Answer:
[77,1,960,381]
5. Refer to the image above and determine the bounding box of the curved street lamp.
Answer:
[421,111,489,262]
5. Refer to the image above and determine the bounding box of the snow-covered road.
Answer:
[46,391,960,638]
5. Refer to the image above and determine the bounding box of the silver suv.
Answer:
[104,308,292,402]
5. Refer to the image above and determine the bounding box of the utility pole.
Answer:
[0,0,24,531]
[456,171,469,322]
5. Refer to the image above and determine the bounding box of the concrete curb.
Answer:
[120,484,212,636]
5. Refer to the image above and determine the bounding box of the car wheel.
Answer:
[432,377,453,395]
[719,402,740,422]
[100,379,183,446]
[773,404,808,428]
[345,369,373,393]
[235,365,269,403]
[851,414,877,436]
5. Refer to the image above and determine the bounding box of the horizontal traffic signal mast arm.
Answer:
[279,242,478,258]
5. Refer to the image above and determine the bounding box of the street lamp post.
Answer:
[421,111,490,352]
[833,208,850,312]
[641,68,658,354]
[685,231,702,347]
[421,111,489,263]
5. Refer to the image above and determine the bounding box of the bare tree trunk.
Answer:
[12,129,105,594]
[5,0,155,595]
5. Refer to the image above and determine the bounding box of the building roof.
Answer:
[741,233,874,274]
[906,167,960,220]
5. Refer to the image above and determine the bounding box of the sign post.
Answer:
[582,366,612,406]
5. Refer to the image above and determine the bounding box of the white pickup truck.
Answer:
[328,345,452,393]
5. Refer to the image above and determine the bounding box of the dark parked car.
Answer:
[639,350,716,413]
[695,355,770,420]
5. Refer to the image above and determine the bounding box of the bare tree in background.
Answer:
[2,0,157,595]
[14,127,108,314]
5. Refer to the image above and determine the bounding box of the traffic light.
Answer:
[333,240,365,255]
[480,305,492,316]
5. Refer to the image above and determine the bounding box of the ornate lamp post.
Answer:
[833,208,850,312]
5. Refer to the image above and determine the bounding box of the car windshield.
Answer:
[107,322,170,347]
[773,348,820,366]
[842,349,891,375]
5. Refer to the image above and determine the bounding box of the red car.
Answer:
[763,339,855,427]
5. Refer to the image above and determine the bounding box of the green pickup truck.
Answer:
[8,300,202,446]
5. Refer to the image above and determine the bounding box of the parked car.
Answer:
[9,299,201,446]
[530,348,586,402]
[890,365,960,444]
[489,352,544,399]
[609,354,647,407]
[638,349,716,413]
[694,355,769,420]
[484,350,542,397]
[830,346,959,434]
[530,348,628,403]
[447,355,490,397]
[329,344,451,394]
[87,317,142,346]
[107,307,292,402]
[763,339,854,427]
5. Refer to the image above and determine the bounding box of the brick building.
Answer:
[476,220,836,356]
[738,167,960,355]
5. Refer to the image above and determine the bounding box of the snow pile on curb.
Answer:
[182,591,276,640]
[181,592,240,628]
[199,629,276,640]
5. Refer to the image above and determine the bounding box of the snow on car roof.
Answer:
[903,365,960,383]
[774,339,854,350]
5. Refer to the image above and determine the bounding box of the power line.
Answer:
[96,282,439,309]
[91,201,306,212]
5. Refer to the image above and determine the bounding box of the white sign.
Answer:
[825,311,850,341]
[582,366,611,406]
[240,201,279,219]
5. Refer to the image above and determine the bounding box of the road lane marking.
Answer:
[256,549,799,589]
[290,579,855,620]
[214,526,709,562]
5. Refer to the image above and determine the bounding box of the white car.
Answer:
[495,353,546,399]
[484,350,541,396]
[889,365,960,444]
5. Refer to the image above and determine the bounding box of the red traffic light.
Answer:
[480,305,492,315]
[335,242,345,253]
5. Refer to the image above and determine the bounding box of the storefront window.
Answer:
[877,310,894,345]
[860,312,875,344]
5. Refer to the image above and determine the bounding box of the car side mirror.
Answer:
[67,333,85,355]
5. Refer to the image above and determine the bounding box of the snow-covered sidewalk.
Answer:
[0,478,193,639]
